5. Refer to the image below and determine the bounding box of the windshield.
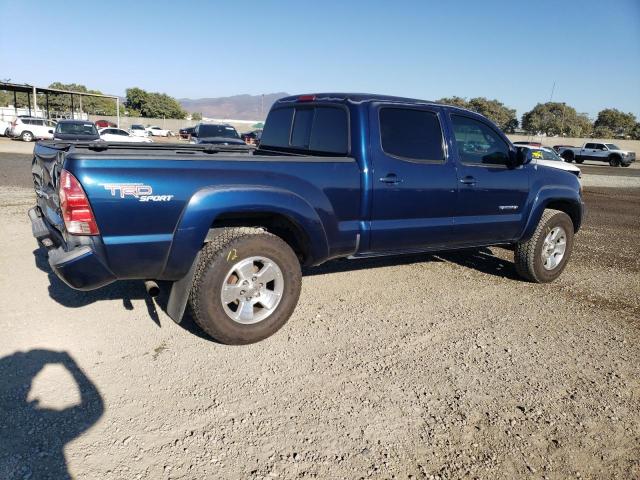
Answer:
[55,122,98,135]
[198,124,239,138]
[605,143,620,150]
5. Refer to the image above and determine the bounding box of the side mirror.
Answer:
[512,148,532,167]
[48,130,54,134]
[191,131,198,138]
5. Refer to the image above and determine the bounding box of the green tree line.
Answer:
[0,83,186,119]
[435,97,640,140]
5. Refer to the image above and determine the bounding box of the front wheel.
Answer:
[189,228,302,344]
[514,209,574,283]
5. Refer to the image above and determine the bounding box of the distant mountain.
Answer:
[179,92,289,121]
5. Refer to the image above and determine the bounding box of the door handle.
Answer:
[379,173,402,185]
[460,175,477,185]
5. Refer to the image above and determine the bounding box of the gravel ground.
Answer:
[0,174,639,479]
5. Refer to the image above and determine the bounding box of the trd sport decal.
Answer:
[101,183,174,202]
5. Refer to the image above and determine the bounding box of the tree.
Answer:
[521,102,592,137]
[436,96,518,132]
[46,82,118,116]
[467,97,518,132]
[436,96,468,108]
[125,88,185,119]
[593,108,636,138]
[191,112,202,121]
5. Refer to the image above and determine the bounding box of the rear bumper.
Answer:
[29,207,116,291]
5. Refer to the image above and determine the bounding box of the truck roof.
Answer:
[275,92,477,114]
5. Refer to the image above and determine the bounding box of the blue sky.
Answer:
[1,0,639,119]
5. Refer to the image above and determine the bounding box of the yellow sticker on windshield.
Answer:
[532,150,543,159]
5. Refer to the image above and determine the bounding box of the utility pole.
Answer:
[261,94,264,118]
[560,102,566,137]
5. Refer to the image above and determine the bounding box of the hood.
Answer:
[196,137,246,145]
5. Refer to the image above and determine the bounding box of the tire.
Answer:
[561,151,574,163]
[609,155,621,167]
[21,131,34,142]
[574,158,584,164]
[514,209,574,283]
[189,227,302,344]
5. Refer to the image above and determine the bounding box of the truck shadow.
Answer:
[304,247,519,281]
[33,245,519,341]
[0,349,104,480]
[32,248,162,327]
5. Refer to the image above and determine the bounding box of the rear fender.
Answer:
[161,185,328,280]
[521,185,583,241]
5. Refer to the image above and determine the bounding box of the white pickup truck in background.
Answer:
[556,142,636,167]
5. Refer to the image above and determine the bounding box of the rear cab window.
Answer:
[260,104,349,156]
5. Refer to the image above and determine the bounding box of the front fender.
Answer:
[520,184,583,241]
[161,185,329,279]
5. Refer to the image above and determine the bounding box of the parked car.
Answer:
[0,118,11,136]
[99,127,153,143]
[190,123,246,146]
[53,120,101,141]
[146,126,174,137]
[241,129,263,145]
[179,126,195,139]
[516,145,581,179]
[129,124,150,137]
[556,142,636,167]
[8,117,57,142]
[30,92,584,345]
[95,119,117,129]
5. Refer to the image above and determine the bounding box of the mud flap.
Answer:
[166,250,201,324]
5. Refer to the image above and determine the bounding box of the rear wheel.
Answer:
[189,228,302,344]
[574,158,584,164]
[21,131,34,142]
[514,209,574,283]
[561,151,574,163]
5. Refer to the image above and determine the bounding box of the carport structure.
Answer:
[0,81,121,127]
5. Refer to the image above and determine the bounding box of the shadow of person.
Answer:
[0,350,104,480]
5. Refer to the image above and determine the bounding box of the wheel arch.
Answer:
[521,187,583,241]
[161,185,329,281]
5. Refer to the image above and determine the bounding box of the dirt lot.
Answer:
[0,141,639,479]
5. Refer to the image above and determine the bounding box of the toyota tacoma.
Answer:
[30,93,584,344]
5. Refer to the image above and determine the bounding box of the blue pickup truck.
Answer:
[30,93,584,344]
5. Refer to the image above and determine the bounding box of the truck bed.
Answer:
[32,141,362,283]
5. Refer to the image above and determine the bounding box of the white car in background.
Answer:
[517,145,581,179]
[8,117,57,142]
[99,127,153,143]
[129,124,150,137]
[0,118,11,136]
[146,125,173,137]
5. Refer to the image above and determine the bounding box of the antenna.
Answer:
[549,81,556,102]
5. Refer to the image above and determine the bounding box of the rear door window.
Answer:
[379,108,444,162]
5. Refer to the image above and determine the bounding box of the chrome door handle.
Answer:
[379,174,402,184]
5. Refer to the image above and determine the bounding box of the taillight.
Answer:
[59,169,99,235]
[297,94,316,102]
